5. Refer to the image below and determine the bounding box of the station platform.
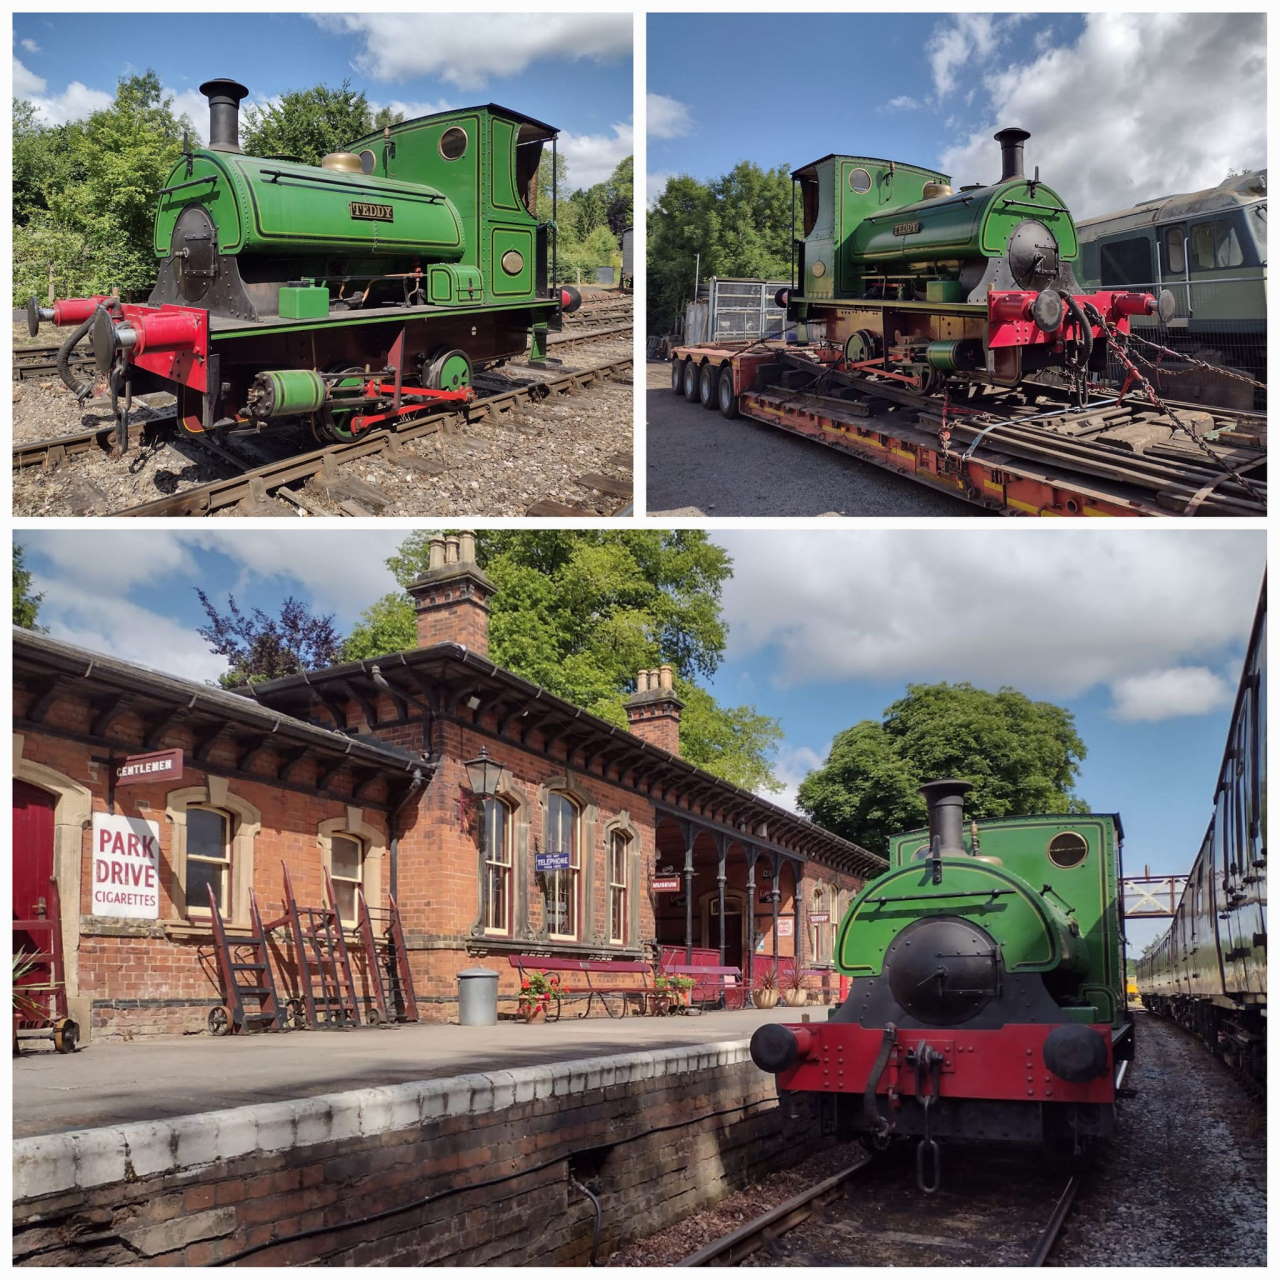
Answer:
[14,1005,806,1139]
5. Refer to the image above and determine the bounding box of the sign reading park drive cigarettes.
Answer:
[91,813,161,918]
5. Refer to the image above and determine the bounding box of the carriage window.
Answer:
[1191,220,1244,270]
[187,808,231,915]
[1099,236,1153,286]
[1164,227,1186,274]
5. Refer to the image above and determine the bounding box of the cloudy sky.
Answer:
[648,12,1265,217]
[15,527,1263,954]
[13,12,632,190]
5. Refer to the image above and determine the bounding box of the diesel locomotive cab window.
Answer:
[186,807,231,915]
[545,794,580,939]
[1048,831,1089,868]
[483,798,512,935]
[1099,236,1154,286]
[439,127,468,161]
[1191,220,1244,271]
[330,835,365,925]
[1164,227,1187,274]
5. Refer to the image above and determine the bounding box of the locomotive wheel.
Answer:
[53,1018,79,1054]
[316,366,366,443]
[671,358,685,393]
[682,359,701,402]
[208,1005,232,1037]
[424,347,473,392]
[718,366,741,419]
[698,361,718,409]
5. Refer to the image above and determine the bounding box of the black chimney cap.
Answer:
[199,78,249,103]
[993,126,1030,145]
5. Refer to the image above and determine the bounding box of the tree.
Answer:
[796,683,1088,851]
[343,531,782,792]
[241,81,397,166]
[196,591,343,689]
[13,545,44,631]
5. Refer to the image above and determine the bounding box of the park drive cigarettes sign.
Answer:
[91,813,161,918]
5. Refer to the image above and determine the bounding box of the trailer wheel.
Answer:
[53,1018,79,1054]
[671,358,685,393]
[698,362,719,409]
[718,366,741,419]
[208,1005,233,1037]
[683,359,701,402]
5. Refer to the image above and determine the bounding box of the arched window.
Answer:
[609,830,630,944]
[186,807,231,916]
[545,793,579,939]
[330,834,365,925]
[483,797,512,935]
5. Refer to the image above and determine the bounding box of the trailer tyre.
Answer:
[683,359,701,402]
[718,366,741,419]
[208,1005,232,1037]
[53,1018,79,1054]
[671,358,685,393]
[698,361,719,409]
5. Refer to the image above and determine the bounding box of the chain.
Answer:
[1084,304,1265,505]
[1121,329,1266,390]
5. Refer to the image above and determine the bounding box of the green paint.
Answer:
[262,369,326,416]
[278,284,330,320]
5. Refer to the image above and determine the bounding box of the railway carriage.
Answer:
[28,78,580,450]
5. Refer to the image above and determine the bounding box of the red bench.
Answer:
[662,963,745,1012]
[509,955,651,1020]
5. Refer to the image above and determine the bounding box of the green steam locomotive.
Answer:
[28,78,579,446]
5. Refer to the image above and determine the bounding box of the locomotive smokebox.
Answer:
[994,127,1031,182]
[919,778,973,857]
[200,78,250,153]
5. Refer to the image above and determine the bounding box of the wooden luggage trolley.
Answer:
[12,878,79,1053]
[354,888,419,1024]
[206,885,288,1035]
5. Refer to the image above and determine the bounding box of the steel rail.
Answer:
[1028,1175,1080,1266]
[677,1153,873,1266]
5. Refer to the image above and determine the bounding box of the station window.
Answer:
[545,793,580,939]
[330,835,365,925]
[609,830,629,944]
[1191,220,1244,271]
[186,807,231,915]
[483,798,512,935]
[1098,235,1153,286]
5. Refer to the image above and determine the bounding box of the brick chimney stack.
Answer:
[405,532,496,655]
[623,664,684,755]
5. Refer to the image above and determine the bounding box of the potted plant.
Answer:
[652,973,696,1015]
[753,966,780,1009]
[517,971,558,1022]
[782,980,808,1007]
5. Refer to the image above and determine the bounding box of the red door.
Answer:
[14,781,58,995]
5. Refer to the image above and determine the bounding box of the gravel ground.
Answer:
[645,360,977,518]
[607,1013,1265,1267]
[12,336,632,517]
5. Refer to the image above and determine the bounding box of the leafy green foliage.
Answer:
[13,545,45,631]
[241,81,400,166]
[796,683,1088,851]
[536,151,632,284]
[343,531,781,792]
[648,161,794,332]
[13,72,193,303]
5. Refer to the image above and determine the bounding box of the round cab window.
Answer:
[358,150,377,175]
[911,843,929,861]
[439,127,468,160]
[1048,832,1088,868]
[848,167,873,193]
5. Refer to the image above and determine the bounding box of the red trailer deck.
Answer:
[668,342,1265,517]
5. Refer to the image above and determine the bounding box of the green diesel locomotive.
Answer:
[752,780,1133,1185]
[30,78,579,446]
[782,128,1170,391]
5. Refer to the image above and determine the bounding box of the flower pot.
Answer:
[754,988,780,1009]
[519,1002,546,1023]
[782,987,807,1007]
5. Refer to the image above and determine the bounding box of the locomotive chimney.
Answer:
[200,78,250,153]
[919,779,973,857]
[994,127,1030,182]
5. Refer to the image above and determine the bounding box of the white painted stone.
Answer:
[354,1088,395,1137]
[326,1095,362,1141]
[483,1070,517,1110]
[291,1097,334,1146]
[171,1114,219,1168]
[70,1128,128,1188]
[13,1134,76,1200]
[252,1101,299,1153]
[386,1086,422,1131]
[215,1110,258,1161]
[419,1081,449,1122]
[120,1120,176,1180]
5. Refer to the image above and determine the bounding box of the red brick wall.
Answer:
[623,703,682,755]
[411,579,492,654]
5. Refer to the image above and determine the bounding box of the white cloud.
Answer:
[370,99,455,125]
[884,95,921,111]
[647,93,691,140]
[166,87,210,142]
[559,122,632,191]
[35,580,227,687]
[716,531,1262,723]
[14,59,114,125]
[20,38,40,54]
[314,14,630,90]
[1109,667,1233,722]
[768,742,829,813]
[647,172,674,209]
[29,531,199,594]
[936,13,1265,216]
[927,14,1021,100]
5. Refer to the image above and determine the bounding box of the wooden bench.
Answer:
[508,956,651,1020]
[662,963,744,1013]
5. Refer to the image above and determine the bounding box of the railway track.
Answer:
[14,351,632,517]
[676,1146,1082,1268]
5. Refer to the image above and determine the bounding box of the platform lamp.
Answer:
[463,746,504,797]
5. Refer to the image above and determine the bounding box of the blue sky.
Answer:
[13,13,632,189]
[16,528,1263,955]
[648,13,1265,218]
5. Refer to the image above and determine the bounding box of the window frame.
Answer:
[608,829,629,945]
[544,792,580,941]
[329,833,366,927]
[184,805,232,919]
[166,782,261,930]
[482,796,514,936]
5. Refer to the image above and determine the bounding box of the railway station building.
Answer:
[13,535,880,1041]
